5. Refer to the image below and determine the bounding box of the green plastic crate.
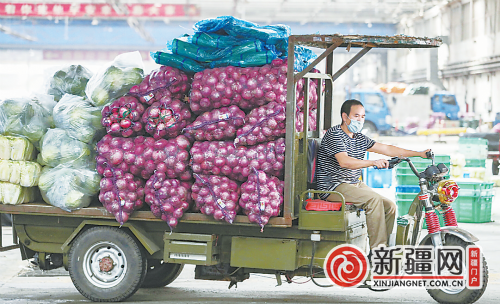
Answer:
[453,196,493,223]
[457,181,494,191]
[458,137,489,146]
[398,155,451,169]
[465,159,486,168]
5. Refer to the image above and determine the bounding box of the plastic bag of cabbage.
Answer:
[47,65,93,101]
[38,166,101,212]
[38,128,93,168]
[86,51,144,108]
[0,135,35,161]
[0,94,56,147]
[53,94,104,143]
[0,181,37,205]
[0,160,41,187]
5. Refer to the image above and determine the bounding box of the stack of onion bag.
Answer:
[0,135,39,205]
[96,64,194,226]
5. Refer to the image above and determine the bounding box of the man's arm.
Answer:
[368,142,430,158]
[335,151,388,169]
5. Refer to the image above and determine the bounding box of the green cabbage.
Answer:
[47,65,93,102]
[53,94,104,144]
[0,95,56,147]
[39,128,93,167]
[38,165,101,212]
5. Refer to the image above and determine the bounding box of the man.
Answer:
[316,99,430,249]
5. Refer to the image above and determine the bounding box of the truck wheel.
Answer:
[426,235,488,304]
[492,160,499,175]
[363,121,377,135]
[68,226,147,302]
[141,260,184,288]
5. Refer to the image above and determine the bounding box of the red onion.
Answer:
[101,96,145,137]
[142,97,193,139]
[235,102,286,146]
[184,105,245,141]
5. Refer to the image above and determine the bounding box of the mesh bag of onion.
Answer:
[142,97,193,139]
[239,168,284,231]
[189,58,288,114]
[191,174,240,224]
[190,138,285,182]
[96,135,192,181]
[101,95,145,137]
[128,65,190,105]
[98,164,145,225]
[183,105,245,141]
[234,101,286,146]
[145,171,192,230]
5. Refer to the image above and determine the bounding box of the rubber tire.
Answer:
[425,235,488,304]
[362,121,378,135]
[492,160,499,175]
[141,260,184,288]
[68,226,147,302]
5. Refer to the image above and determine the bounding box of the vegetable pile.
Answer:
[191,174,240,223]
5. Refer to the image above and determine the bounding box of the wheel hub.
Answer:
[83,241,127,288]
[99,256,115,272]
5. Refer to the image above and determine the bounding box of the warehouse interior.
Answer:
[1,0,499,124]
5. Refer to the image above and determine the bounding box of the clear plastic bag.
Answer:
[0,159,41,187]
[0,181,37,205]
[85,51,144,108]
[38,165,101,212]
[39,128,93,168]
[0,94,57,147]
[47,65,93,101]
[0,135,35,161]
[53,94,104,143]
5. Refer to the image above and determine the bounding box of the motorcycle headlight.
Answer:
[437,180,459,204]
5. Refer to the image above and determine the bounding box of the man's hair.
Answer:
[341,99,364,117]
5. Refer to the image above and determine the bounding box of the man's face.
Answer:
[343,104,365,124]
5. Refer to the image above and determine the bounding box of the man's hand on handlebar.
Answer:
[371,159,389,169]
[422,149,433,159]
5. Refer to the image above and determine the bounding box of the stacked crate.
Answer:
[459,138,488,180]
[454,181,494,223]
[395,155,451,226]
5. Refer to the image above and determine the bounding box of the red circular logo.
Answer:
[323,244,368,287]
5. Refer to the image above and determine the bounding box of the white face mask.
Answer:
[347,116,364,133]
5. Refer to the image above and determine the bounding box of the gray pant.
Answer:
[327,182,396,249]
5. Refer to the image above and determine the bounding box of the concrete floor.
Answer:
[1,135,499,303]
